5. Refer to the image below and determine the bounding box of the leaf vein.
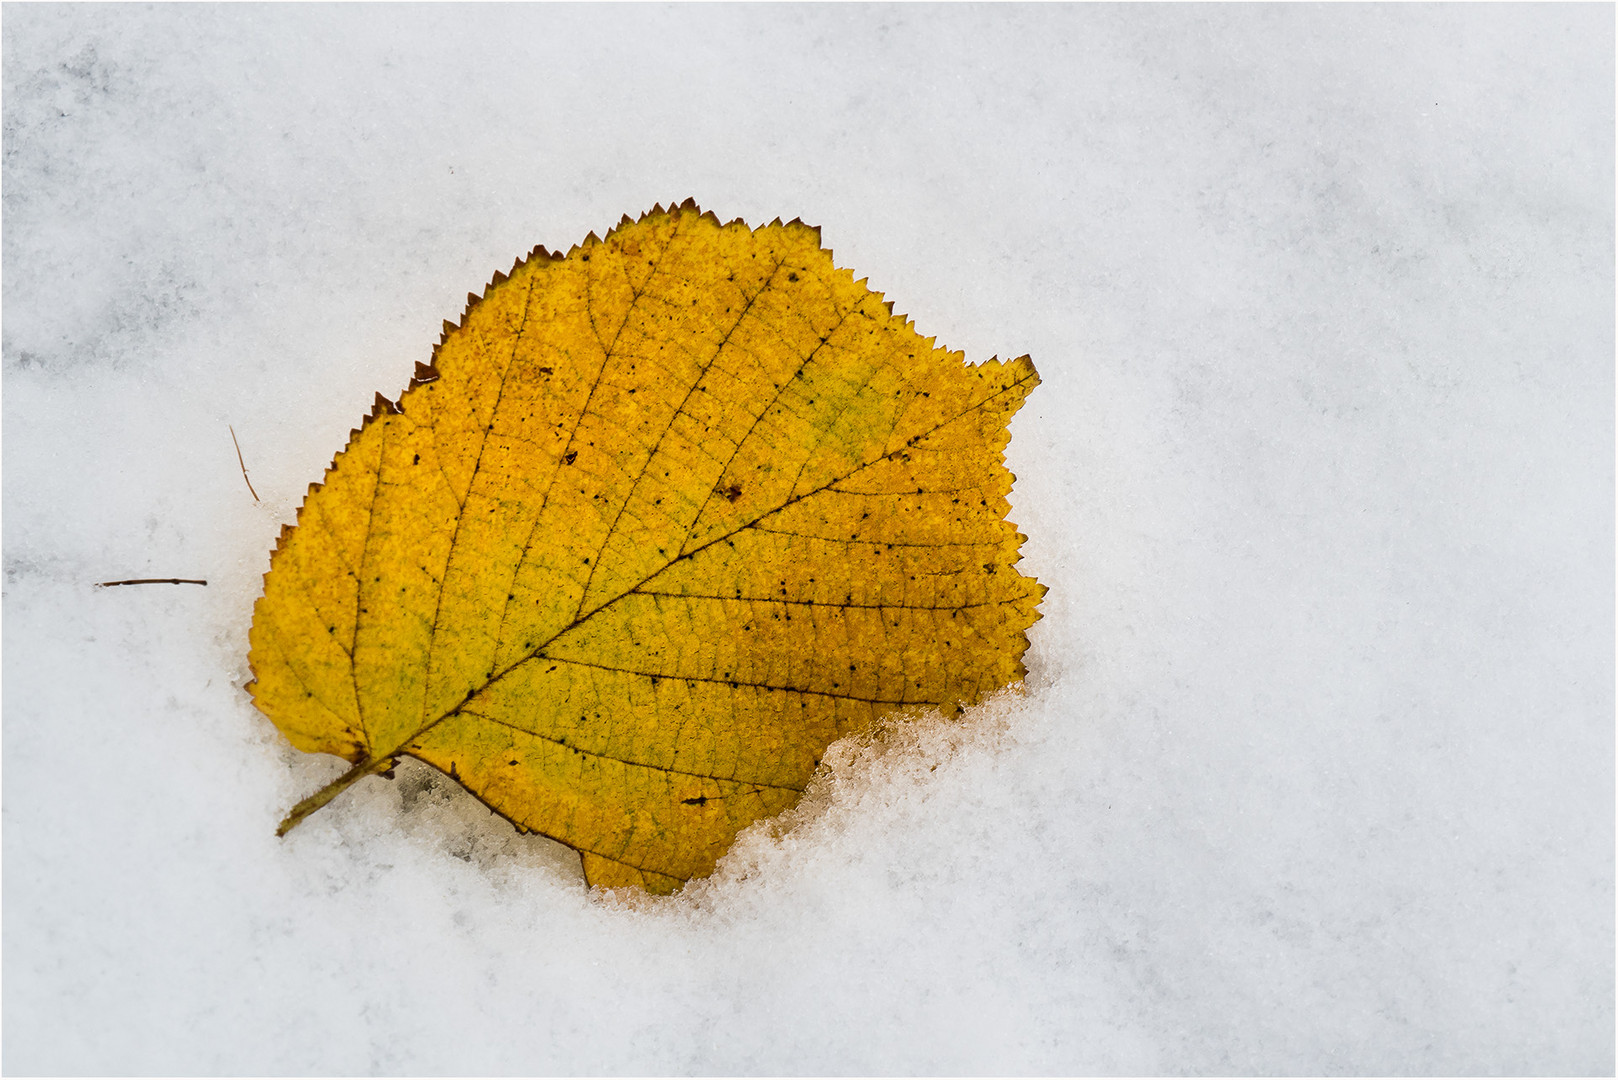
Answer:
[575,253,790,616]
[454,708,805,792]
[415,269,540,725]
[526,655,922,706]
[678,300,856,556]
[489,226,682,653]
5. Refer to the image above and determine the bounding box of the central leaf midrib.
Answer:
[373,366,1037,769]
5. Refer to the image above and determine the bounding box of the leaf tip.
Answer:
[1013,353,1040,386]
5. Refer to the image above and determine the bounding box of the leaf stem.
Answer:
[276,755,396,837]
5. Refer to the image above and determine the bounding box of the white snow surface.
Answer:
[3,5,1612,1075]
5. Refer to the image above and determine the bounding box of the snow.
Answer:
[3,4,1611,1074]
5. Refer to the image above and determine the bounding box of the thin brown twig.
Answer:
[96,578,208,587]
[230,424,260,502]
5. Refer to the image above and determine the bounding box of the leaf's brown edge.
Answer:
[248,199,1046,880]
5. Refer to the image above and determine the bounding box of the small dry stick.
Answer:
[97,578,208,587]
[229,424,260,502]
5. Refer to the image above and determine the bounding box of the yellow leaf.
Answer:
[248,201,1044,893]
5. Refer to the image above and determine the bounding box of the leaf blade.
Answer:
[250,204,1043,893]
